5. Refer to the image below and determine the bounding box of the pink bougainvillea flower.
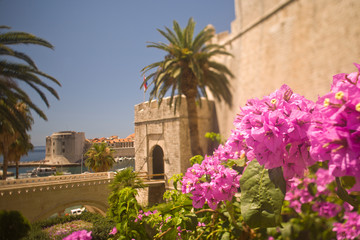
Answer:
[228,84,316,180]
[333,211,360,240]
[314,168,334,194]
[63,230,92,240]
[182,155,240,209]
[312,201,341,218]
[308,63,360,191]
[109,227,117,235]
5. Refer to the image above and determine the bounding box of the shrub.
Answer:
[24,212,114,240]
[0,210,31,240]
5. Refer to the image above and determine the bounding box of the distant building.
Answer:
[88,134,135,159]
[45,131,86,165]
[45,132,135,165]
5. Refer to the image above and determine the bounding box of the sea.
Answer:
[0,146,135,177]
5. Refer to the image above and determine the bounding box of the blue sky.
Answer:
[0,0,235,146]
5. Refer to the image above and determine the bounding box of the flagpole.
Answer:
[143,75,147,103]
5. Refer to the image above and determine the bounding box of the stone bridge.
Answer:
[0,172,165,222]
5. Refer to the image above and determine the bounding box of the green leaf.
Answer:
[240,160,285,228]
[189,155,204,166]
[183,213,198,231]
[336,177,359,209]
[268,167,287,195]
[118,206,127,215]
[340,176,356,189]
[227,158,246,168]
[164,228,178,240]
[220,231,230,240]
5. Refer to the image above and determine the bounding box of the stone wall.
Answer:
[210,0,360,138]
[113,147,135,157]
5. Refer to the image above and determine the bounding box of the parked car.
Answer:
[71,207,86,215]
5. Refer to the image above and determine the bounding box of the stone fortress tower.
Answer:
[134,96,218,205]
[45,131,86,165]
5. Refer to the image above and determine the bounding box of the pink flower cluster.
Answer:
[333,211,360,240]
[285,168,342,217]
[312,202,341,218]
[216,84,316,180]
[308,63,360,191]
[284,178,315,213]
[285,167,360,239]
[134,210,158,222]
[181,155,240,210]
[63,230,92,240]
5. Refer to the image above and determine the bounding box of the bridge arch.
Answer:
[36,200,108,220]
[0,173,113,222]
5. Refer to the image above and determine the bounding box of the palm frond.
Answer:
[0,32,54,49]
[164,26,180,46]
[0,26,11,30]
[208,61,234,78]
[184,18,195,48]
[0,27,60,135]
[172,20,184,48]
[0,46,38,69]
[1,60,60,100]
[157,28,177,46]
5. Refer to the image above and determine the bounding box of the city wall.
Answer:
[210,0,360,138]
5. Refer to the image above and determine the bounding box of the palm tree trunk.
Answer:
[2,152,8,180]
[186,96,203,156]
[16,160,19,179]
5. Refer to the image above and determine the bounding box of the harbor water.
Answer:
[1,146,135,177]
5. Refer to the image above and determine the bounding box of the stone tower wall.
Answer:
[135,96,217,175]
[45,131,85,164]
[134,96,217,205]
[210,0,360,139]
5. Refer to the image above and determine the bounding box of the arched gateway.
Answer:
[134,96,218,206]
[152,145,164,179]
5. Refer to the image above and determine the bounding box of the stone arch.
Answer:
[34,200,108,221]
[151,145,164,179]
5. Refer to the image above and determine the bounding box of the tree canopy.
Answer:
[85,143,115,172]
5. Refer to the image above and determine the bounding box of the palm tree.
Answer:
[85,143,115,172]
[8,135,33,179]
[0,25,61,137]
[110,167,147,192]
[141,18,233,156]
[0,102,33,179]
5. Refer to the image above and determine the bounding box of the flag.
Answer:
[143,75,148,92]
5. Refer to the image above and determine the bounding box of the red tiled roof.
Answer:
[88,134,134,143]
